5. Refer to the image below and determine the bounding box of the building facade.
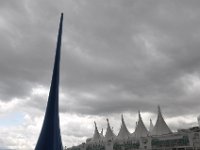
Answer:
[67,106,200,150]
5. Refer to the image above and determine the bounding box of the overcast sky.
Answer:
[1,0,200,149]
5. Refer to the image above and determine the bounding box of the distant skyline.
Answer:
[1,0,200,149]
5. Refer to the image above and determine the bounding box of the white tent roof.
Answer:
[92,121,101,142]
[134,111,149,138]
[117,115,130,139]
[105,119,116,140]
[151,106,172,136]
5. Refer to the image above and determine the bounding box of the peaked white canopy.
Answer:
[134,111,149,138]
[151,106,172,136]
[105,119,116,140]
[92,122,101,142]
[117,115,130,139]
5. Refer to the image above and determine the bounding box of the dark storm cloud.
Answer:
[0,0,62,100]
[59,0,200,116]
[1,0,200,118]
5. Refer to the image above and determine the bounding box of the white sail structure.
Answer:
[91,121,101,142]
[68,105,200,150]
[151,106,171,136]
[117,115,130,140]
[134,111,149,138]
[149,119,154,133]
[105,119,116,141]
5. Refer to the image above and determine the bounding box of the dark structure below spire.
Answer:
[35,13,63,150]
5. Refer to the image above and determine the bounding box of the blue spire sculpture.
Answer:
[35,13,63,150]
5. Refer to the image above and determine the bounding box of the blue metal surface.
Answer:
[35,13,63,150]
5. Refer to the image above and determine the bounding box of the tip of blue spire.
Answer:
[60,13,64,24]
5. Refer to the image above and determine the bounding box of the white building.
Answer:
[67,106,200,150]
